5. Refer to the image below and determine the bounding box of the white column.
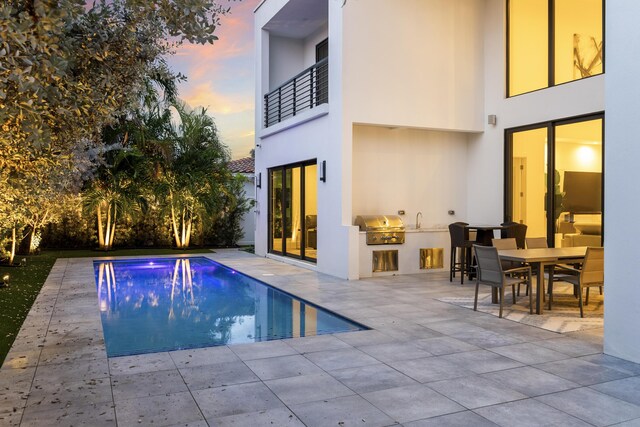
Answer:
[603,0,640,363]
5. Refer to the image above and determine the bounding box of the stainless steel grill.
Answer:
[354,215,406,245]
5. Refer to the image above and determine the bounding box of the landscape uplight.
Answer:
[1,274,10,287]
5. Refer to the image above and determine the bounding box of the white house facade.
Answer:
[254,0,640,363]
[228,157,256,246]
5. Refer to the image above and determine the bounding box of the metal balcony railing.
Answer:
[264,58,328,128]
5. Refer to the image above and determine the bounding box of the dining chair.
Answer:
[449,222,473,284]
[473,245,533,318]
[525,236,584,292]
[492,238,532,297]
[525,237,548,249]
[501,221,528,249]
[548,247,604,317]
[491,238,517,250]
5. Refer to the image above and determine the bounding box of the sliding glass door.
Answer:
[269,161,317,262]
[505,115,603,247]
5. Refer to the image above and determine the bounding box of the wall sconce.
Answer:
[319,160,326,182]
[256,172,262,188]
[487,114,497,126]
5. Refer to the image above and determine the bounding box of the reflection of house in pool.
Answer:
[94,258,364,356]
[251,1,640,363]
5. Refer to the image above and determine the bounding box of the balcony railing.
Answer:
[264,58,328,128]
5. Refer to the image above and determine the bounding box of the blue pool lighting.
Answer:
[93,257,367,357]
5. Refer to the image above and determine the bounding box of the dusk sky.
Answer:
[167,0,261,160]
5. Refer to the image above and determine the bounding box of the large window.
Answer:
[269,161,317,262]
[508,0,603,96]
[505,115,603,247]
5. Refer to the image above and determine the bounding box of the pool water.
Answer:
[93,257,367,357]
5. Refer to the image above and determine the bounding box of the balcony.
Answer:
[264,58,328,128]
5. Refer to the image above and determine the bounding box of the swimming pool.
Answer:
[93,257,367,357]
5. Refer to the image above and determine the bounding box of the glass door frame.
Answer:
[268,159,317,263]
[504,113,605,247]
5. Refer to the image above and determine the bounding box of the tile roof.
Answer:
[228,157,254,173]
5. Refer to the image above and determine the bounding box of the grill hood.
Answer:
[354,215,405,231]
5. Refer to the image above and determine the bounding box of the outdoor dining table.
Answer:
[466,224,507,246]
[497,246,587,314]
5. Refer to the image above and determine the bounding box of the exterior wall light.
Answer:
[319,160,326,182]
[256,172,262,189]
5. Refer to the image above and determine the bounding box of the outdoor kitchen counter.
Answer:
[358,228,450,278]
[403,227,449,233]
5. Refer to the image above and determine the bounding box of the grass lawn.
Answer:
[0,248,213,365]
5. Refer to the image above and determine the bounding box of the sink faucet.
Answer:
[416,212,422,229]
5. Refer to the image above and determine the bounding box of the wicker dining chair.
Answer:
[473,245,533,318]
[501,221,528,249]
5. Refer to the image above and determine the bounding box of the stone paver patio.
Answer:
[1,250,639,426]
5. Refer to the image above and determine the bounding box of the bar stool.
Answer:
[501,221,528,249]
[449,222,473,284]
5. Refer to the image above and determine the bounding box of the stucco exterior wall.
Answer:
[351,126,469,227]
[603,0,640,364]
[237,174,256,246]
[342,0,485,132]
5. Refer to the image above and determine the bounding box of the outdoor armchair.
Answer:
[549,247,604,317]
[473,244,533,318]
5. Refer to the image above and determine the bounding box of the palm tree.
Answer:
[154,102,232,249]
[83,148,148,250]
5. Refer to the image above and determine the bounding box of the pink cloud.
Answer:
[167,0,260,158]
[180,82,253,115]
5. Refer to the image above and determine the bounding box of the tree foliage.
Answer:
[0,0,234,257]
[157,102,233,248]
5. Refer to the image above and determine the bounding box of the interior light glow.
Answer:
[577,146,595,166]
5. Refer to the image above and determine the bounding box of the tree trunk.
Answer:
[108,204,117,248]
[104,202,112,250]
[30,209,49,254]
[28,226,35,254]
[185,216,192,248]
[9,226,16,265]
[181,208,186,248]
[97,203,105,249]
[170,199,181,248]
